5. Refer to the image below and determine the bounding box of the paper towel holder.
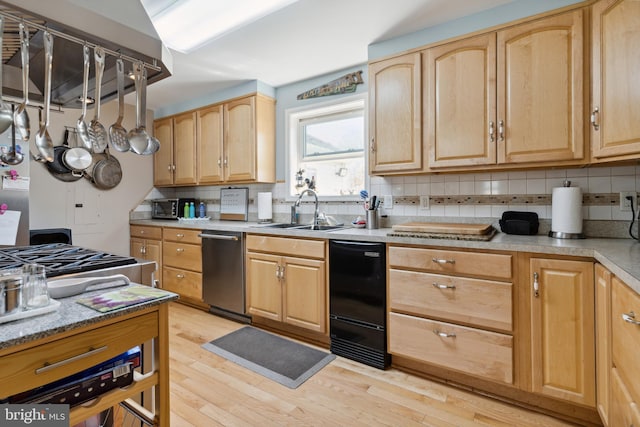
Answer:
[548,180,585,239]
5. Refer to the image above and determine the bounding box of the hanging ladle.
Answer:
[128,61,151,154]
[34,30,54,162]
[0,16,15,135]
[1,105,24,165]
[14,22,30,141]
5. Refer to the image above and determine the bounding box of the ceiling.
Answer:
[139,0,514,111]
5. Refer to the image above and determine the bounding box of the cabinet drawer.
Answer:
[612,277,640,403]
[246,234,325,259]
[162,228,201,244]
[389,246,512,280]
[130,225,162,240]
[163,242,202,272]
[0,311,158,398]
[388,312,513,384]
[389,269,512,332]
[163,266,202,301]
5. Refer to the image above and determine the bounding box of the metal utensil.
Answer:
[140,68,159,155]
[34,31,54,162]
[109,58,130,152]
[14,23,30,141]
[88,46,108,153]
[128,61,150,154]
[0,105,24,165]
[0,17,14,135]
[76,45,92,150]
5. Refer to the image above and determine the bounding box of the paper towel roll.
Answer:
[551,186,583,235]
[257,192,273,222]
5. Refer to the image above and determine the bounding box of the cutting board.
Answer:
[391,222,493,235]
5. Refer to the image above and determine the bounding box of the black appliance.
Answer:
[329,240,389,369]
[29,228,73,245]
[200,231,249,323]
[151,198,196,220]
[0,244,137,278]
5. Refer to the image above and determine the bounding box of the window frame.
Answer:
[285,93,368,202]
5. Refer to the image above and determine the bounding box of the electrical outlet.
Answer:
[383,195,393,209]
[419,196,430,210]
[620,191,637,212]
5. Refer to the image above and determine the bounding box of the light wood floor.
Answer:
[167,302,576,427]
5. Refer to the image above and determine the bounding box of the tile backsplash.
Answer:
[132,165,640,238]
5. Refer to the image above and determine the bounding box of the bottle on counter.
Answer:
[183,202,189,219]
[199,202,206,218]
[189,202,195,218]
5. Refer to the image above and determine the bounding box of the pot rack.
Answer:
[0,9,161,72]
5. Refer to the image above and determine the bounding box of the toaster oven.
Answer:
[151,198,195,219]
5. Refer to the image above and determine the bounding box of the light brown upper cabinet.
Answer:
[591,0,640,161]
[369,52,422,174]
[197,94,276,185]
[153,112,197,186]
[425,9,586,170]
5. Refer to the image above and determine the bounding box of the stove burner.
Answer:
[0,244,138,278]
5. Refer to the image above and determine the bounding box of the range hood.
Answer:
[0,0,172,108]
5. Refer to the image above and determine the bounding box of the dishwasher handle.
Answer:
[198,233,239,241]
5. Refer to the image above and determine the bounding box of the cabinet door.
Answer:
[224,96,256,182]
[153,118,174,186]
[197,104,224,184]
[425,33,497,168]
[282,256,326,333]
[369,52,422,174]
[246,252,282,321]
[130,237,146,260]
[595,264,611,425]
[146,239,162,287]
[591,0,640,159]
[530,258,595,406]
[497,10,585,164]
[173,112,197,185]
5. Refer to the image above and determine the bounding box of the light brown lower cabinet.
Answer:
[161,228,203,305]
[595,263,612,425]
[130,225,162,287]
[528,258,595,407]
[246,234,327,334]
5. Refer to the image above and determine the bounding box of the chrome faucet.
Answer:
[294,189,319,227]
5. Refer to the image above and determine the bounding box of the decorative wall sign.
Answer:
[297,71,364,100]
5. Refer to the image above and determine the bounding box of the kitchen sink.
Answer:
[256,223,345,231]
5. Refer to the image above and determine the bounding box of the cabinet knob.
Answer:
[432,282,456,290]
[140,230,145,234]
[533,272,540,298]
[622,311,640,326]
[176,274,184,279]
[433,330,456,338]
[176,248,184,253]
[432,257,455,265]
[591,107,600,131]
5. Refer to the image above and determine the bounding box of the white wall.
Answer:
[28,100,154,255]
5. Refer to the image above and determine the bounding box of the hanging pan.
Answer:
[84,147,122,190]
[62,130,92,173]
[43,127,82,182]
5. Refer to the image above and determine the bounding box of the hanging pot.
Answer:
[84,147,122,190]
[62,131,92,173]
[46,128,72,175]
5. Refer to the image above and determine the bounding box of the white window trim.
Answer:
[284,93,368,202]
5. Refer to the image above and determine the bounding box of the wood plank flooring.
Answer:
[167,302,576,426]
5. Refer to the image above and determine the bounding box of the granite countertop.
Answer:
[0,283,178,350]
[132,218,640,295]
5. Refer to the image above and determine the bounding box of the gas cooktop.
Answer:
[0,244,138,278]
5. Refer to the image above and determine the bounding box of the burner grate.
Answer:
[0,244,138,278]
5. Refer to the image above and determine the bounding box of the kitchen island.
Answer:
[0,283,178,426]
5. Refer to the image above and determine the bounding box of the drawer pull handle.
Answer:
[176,274,185,279]
[36,346,108,375]
[533,272,539,298]
[432,258,455,265]
[622,311,640,326]
[432,283,456,290]
[176,248,184,253]
[489,121,495,142]
[433,330,456,338]
[176,233,184,238]
[591,107,600,131]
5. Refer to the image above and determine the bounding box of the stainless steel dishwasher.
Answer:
[199,230,250,323]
